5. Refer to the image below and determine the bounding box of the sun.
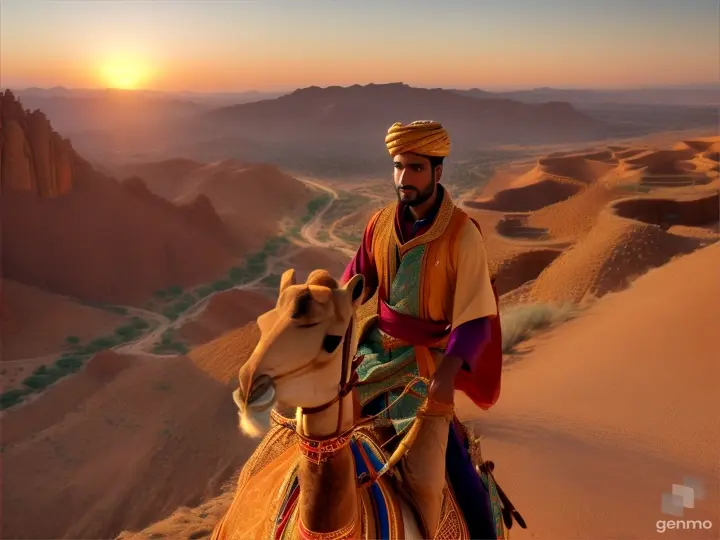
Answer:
[100,60,150,90]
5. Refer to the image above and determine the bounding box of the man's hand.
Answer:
[428,355,463,404]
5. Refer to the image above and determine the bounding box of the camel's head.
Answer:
[234,268,364,438]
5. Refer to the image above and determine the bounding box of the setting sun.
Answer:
[100,60,150,89]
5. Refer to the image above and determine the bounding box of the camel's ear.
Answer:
[308,284,333,304]
[343,274,365,308]
[279,268,296,294]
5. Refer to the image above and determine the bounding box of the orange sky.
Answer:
[1,0,717,92]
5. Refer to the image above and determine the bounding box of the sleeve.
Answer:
[340,212,379,301]
[445,318,491,370]
[451,220,497,331]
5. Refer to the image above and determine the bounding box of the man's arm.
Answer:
[430,221,497,403]
[340,214,380,303]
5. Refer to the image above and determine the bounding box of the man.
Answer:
[341,120,503,539]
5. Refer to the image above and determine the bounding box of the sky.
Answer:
[1,0,718,92]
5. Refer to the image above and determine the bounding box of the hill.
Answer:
[115,159,316,251]
[0,90,238,306]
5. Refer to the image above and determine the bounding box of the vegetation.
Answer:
[0,316,153,410]
[161,292,197,321]
[499,302,579,354]
[152,329,189,355]
[261,273,282,288]
[300,193,333,225]
[321,191,370,225]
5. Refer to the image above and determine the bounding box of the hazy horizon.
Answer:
[1,0,717,93]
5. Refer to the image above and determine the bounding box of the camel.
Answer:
[211,268,512,540]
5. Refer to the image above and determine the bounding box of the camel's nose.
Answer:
[246,374,276,408]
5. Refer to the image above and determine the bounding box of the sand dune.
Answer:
[460,244,720,540]
[492,249,564,296]
[529,202,714,304]
[0,349,258,540]
[1,280,127,362]
[176,289,273,347]
[467,150,619,212]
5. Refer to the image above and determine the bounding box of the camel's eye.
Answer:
[322,335,342,353]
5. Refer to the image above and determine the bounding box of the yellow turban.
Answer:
[384,120,451,157]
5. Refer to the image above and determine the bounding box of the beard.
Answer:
[396,178,436,207]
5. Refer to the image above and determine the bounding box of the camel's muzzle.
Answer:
[245,374,276,411]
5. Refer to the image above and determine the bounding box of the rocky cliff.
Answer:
[1,90,74,197]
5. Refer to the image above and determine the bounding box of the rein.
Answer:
[299,318,359,437]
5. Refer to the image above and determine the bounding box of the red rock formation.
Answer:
[1,90,74,197]
[0,91,238,306]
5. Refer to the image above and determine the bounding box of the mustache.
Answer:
[397,185,419,192]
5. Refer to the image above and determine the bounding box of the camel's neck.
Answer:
[296,394,357,534]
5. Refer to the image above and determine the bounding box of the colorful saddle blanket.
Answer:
[210,418,471,540]
[272,429,470,540]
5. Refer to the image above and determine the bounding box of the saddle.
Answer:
[212,414,470,540]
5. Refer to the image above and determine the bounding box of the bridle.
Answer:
[298,317,361,437]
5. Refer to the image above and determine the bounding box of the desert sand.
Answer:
[1,280,128,362]
[458,243,720,540]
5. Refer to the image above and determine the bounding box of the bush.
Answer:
[131,317,150,330]
[167,285,183,296]
[162,306,179,320]
[0,388,31,410]
[66,335,80,345]
[153,289,168,300]
[22,373,57,390]
[500,302,579,354]
[228,267,247,284]
[115,325,138,340]
[55,356,84,372]
[196,285,215,298]
[212,279,233,292]
[33,365,49,376]
[90,336,117,349]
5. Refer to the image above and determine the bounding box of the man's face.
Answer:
[393,153,441,206]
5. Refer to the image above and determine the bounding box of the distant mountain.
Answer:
[457,85,720,107]
[182,83,606,174]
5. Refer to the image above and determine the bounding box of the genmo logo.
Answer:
[656,519,713,534]
[656,477,714,534]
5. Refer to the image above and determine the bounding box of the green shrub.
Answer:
[167,285,183,296]
[153,289,168,300]
[212,279,233,292]
[22,373,57,390]
[55,356,84,372]
[131,317,150,330]
[33,365,49,376]
[0,388,31,410]
[115,325,138,340]
[90,336,117,349]
[196,285,215,298]
[500,302,579,354]
[66,335,80,345]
